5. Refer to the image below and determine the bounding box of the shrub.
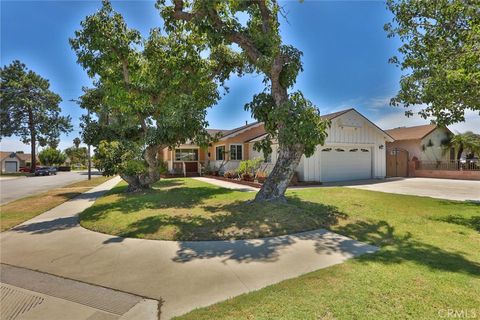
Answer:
[241,172,254,181]
[236,158,263,176]
[158,161,168,174]
[223,170,237,179]
[256,170,268,183]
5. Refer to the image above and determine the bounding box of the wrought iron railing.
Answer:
[417,160,480,171]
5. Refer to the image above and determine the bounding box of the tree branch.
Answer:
[254,0,273,34]
[171,0,264,65]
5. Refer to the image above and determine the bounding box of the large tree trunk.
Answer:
[30,135,36,173]
[254,66,305,202]
[255,142,304,202]
[456,146,464,170]
[28,109,36,173]
[120,144,162,192]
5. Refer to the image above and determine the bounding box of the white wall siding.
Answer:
[300,146,322,182]
[297,110,389,182]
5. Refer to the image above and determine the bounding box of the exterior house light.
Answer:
[379,145,384,150]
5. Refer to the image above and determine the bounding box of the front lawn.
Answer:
[0,175,113,231]
[80,178,343,240]
[80,178,480,319]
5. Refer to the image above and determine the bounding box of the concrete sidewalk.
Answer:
[1,176,378,319]
[192,176,258,191]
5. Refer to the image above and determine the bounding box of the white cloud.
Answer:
[448,110,480,133]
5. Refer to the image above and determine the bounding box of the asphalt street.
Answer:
[0,171,101,205]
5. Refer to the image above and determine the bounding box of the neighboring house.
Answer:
[0,151,32,172]
[159,108,394,182]
[385,124,453,161]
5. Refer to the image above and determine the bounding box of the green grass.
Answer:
[80,178,343,240]
[79,178,480,319]
[0,176,113,231]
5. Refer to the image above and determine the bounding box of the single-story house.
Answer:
[159,121,267,175]
[158,108,394,182]
[0,151,32,172]
[385,124,453,161]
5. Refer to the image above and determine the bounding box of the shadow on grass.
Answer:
[80,184,235,223]
[171,218,480,276]
[76,180,480,274]
[334,220,480,276]
[431,215,480,232]
[117,195,346,241]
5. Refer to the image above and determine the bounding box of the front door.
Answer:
[184,162,198,173]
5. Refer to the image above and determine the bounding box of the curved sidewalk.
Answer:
[0,177,378,319]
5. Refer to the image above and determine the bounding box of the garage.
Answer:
[296,109,394,183]
[320,146,372,181]
[4,161,18,173]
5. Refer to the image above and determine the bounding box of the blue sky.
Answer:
[1,0,478,152]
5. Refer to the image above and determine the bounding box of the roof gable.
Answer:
[0,151,30,162]
[385,124,440,141]
[218,122,262,141]
[332,109,395,142]
[205,108,392,144]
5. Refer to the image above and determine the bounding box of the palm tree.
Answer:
[442,131,480,163]
[73,137,81,149]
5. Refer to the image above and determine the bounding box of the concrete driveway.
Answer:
[0,171,101,205]
[0,177,377,319]
[338,177,480,201]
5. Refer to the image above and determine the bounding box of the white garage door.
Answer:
[320,146,372,182]
[4,161,18,173]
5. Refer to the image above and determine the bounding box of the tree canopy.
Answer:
[39,147,67,166]
[73,137,81,148]
[0,60,72,171]
[444,131,480,160]
[70,0,222,191]
[385,0,480,125]
[158,0,329,202]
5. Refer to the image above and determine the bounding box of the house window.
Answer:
[322,148,332,152]
[230,144,243,160]
[216,146,225,161]
[335,148,345,152]
[175,149,198,161]
[361,148,369,152]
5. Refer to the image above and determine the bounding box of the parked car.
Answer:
[19,166,30,173]
[34,167,50,176]
[47,166,58,175]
